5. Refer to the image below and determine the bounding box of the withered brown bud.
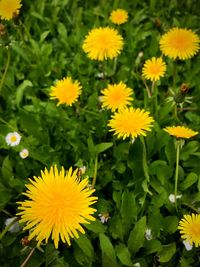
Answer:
[155,18,161,28]
[21,236,30,246]
[180,83,189,94]
[0,23,6,36]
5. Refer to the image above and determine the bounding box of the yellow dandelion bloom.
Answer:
[160,28,200,60]
[142,57,166,82]
[164,126,198,139]
[17,165,97,249]
[110,9,128,25]
[108,107,154,140]
[100,82,133,111]
[178,214,200,247]
[82,27,123,61]
[0,0,22,20]
[50,77,82,106]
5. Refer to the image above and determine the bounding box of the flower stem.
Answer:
[92,155,98,188]
[20,247,36,267]
[0,47,11,94]
[174,140,180,207]
[142,78,151,98]
[0,118,16,131]
[140,136,150,183]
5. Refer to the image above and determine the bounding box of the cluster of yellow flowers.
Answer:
[1,1,200,250]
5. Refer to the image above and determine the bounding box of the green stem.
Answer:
[0,47,11,94]
[172,60,177,91]
[0,118,16,131]
[153,83,158,119]
[0,217,19,240]
[92,156,98,188]
[140,136,150,183]
[142,78,151,98]
[174,140,180,207]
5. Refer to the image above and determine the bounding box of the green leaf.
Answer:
[95,142,113,154]
[163,216,178,234]
[99,233,117,266]
[115,244,133,266]
[180,172,198,190]
[16,80,33,108]
[1,156,13,184]
[75,235,94,259]
[120,190,137,232]
[128,216,146,254]
[158,242,176,263]
[145,240,162,255]
[84,220,106,234]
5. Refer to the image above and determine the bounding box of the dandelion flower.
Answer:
[108,107,154,140]
[5,132,21,146]
[110,9,128,25]
[100,82,133,111]
[164,126,198,139]
[160,28,200,60]
[17,165,97,249]
[142,57,166,82]
[178,214,200,247]
[0,0,22,20]
[19,149,29,159]
[82,27,123,61]
[50,77,82,106]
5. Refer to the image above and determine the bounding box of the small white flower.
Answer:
[98,213,110,224]
[168,194,182,203]
[5,132,21,146]
[19,148,29,159]
[79,166,86,175]
[183,240,193,251]
[134,263,141,267]
[5,217,20,233]
[145,228,152,240]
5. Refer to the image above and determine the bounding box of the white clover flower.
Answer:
[5,217,20,233]
[19,148,29,159]
[145,228,152,240]
[98,213,110,224]
[183,240,193,251]
[5,132,21,146]
[168,194,182,203]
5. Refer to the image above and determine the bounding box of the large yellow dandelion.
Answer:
[160,28,200,60]
[50,77,82,106]
[17,166,97,249]
[178,214,200,247]
[110,9,128,25]
[108,107,154,140]
[0,0,22,20]
[100,82,133,111]
[164,126,198,139]
[142,57,166,82]
[82,27,124,61]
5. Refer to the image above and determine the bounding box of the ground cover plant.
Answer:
[0,0,200,266]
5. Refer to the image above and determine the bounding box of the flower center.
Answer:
[10,136,17,142]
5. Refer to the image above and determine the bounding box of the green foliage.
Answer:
[0,0,200,266]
